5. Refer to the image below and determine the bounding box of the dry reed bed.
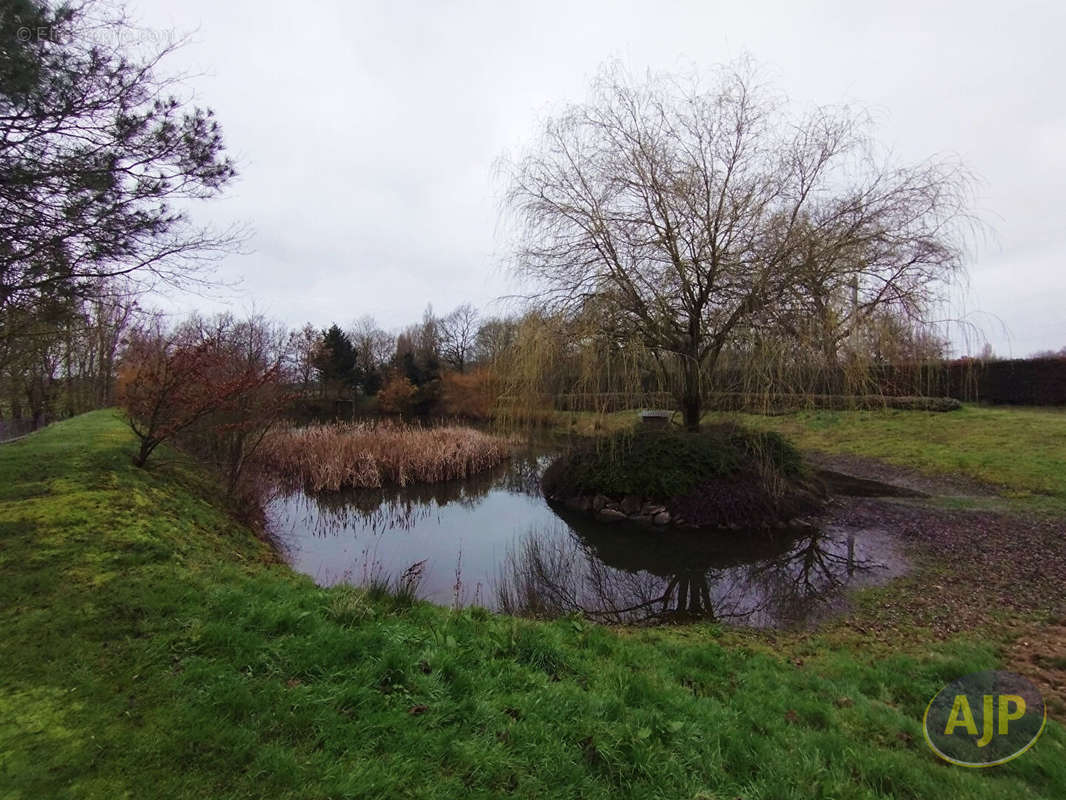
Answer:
[264,421,514,491]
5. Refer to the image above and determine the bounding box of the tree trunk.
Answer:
[681,391,701,432]
[135,438,155,467]
[681,353,702,431]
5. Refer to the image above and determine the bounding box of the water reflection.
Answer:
[496,514,902,626]
[267,446,906,628]
[272,450,550,537]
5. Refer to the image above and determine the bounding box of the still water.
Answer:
[267,450,906,627]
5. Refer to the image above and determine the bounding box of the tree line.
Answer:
[285,303,518,417]
[3,1,990,467]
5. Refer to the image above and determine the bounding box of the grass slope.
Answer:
[1,411,1063,799]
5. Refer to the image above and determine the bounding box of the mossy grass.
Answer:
[543,424,803,500]
[1,411,1064,798]
[715,405,1066,497]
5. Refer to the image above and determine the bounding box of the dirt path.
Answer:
[806,450,999,499]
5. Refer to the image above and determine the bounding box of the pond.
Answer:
[266,448,908,628]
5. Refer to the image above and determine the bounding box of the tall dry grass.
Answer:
[264,420,513,491]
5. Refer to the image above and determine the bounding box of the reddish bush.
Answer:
[377,373,417,414]
[117,320,286,483]
[440,368,498,419]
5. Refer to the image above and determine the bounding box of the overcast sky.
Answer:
[133,0,1065,356]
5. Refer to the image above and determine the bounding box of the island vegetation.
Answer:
[542,424,825,529]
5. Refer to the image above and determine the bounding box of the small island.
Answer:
[542,423,826,530]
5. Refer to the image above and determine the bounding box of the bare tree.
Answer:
[861,307,948,365]
[0,279,137,424]
[474,316,518,365]
[179,313,290,495]
[117,314,285,472]
[503,62,973,429]
[287,323,322,396]
[348,315,395,369]
[393,305,441,385]
[438,303,479,373]
[82,288,138,407]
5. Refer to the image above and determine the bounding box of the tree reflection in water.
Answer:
[496,513,902,627]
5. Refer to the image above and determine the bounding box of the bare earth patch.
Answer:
[1005,623,1066,719]
[807,452,1066,718]
[825,498,1066,634]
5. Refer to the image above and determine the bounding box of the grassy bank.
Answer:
[718,405,1066,498]
[1,411,1063,798]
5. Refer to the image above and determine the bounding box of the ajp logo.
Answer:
[923,670,1046,767]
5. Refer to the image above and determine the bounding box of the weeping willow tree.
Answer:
[500,61,975,430]
[494,304,667,429]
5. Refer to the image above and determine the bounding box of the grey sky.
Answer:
[134,0,1065,356]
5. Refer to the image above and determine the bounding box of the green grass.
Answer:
[714,405,1066,499]
[1,410,1064,798]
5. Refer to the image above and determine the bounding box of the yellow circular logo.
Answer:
[923,670,1046,767]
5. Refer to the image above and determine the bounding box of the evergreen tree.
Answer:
[314,325,359,393]
[0,0,238,315]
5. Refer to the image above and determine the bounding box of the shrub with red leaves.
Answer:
[117,316,288,498]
